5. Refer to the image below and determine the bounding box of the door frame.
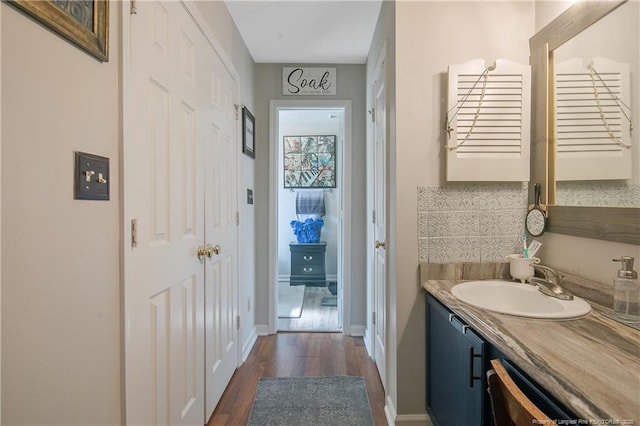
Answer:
[268,99,353,334]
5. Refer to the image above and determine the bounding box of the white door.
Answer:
[201,47,240,420]
[125,2,205,424]
[125,2,238,424]
[372,56,387,387]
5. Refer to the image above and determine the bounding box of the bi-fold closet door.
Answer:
[124,1,239,424]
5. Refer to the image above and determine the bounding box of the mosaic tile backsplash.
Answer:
[556,182,640,207]
[417,183,528,263]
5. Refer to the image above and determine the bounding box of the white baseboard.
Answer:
[395,414,432,426]
[277,274,339,283]
[241,326,258,362]
[363,327,373,357]
[385,396,397,426]
[255,324,270,336]
[349,324,366,337]
[384,396,432,426]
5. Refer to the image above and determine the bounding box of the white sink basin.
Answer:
[451,280,591,319]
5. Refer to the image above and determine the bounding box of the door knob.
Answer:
[207,244,221,256]
[197,246,208,260]
[374,240,386,249]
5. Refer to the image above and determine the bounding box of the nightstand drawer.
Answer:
[291,252,323,267]
[291,260,325,276]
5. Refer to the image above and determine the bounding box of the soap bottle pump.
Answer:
[612,256,639,322]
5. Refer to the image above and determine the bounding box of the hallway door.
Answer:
[202,47,240,420]
[124,2,239,424]
[125,2,205,424]
[372,55,387,387]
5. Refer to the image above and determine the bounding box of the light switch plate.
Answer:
[74,151,110,200]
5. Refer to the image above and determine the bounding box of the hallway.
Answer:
[208,333,387,425]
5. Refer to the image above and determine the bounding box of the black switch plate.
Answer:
[247,188,254,204]
[75,151,110,200]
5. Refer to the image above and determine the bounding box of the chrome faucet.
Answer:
[530,265,574,301]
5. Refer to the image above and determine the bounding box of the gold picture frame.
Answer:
[8,0,109,62]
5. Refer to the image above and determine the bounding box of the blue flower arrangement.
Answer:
[290,217,324,243]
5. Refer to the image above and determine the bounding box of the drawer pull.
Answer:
[303,255,313,260]
[303,267,313,272]
[468,346,483,388]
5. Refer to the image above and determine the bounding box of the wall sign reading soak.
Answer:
[283,67,337,95]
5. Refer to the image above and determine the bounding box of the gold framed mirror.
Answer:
[529,0,639,246]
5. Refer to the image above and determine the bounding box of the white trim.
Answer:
[255,324,271,336]
[384,391,432,426]
[268,99,353,335]
[278,274,339,283]
[395,414,432,426]
[385,395,397,426]
[349,325,366,337]
[363,327,373,358]
[241,327,258,362]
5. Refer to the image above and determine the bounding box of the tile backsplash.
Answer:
[417,183,528,263]
[556,182,639,207]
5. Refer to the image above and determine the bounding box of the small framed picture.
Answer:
[242,106,255,159]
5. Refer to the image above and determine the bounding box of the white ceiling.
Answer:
[223,0,383,64]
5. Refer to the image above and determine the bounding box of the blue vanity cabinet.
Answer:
[426,294,488,426]
[426,293,578,425]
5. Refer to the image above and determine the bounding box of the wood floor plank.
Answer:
[208,333,387,426]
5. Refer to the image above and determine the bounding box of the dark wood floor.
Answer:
[207,333,387,426]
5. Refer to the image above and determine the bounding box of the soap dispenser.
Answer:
[612,256,639,322]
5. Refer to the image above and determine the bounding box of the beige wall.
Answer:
[391,0,535,417]
[1,2,121,424]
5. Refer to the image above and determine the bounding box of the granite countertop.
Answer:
[421,263,640,423]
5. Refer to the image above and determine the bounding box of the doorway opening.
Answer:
[269,100,352,333]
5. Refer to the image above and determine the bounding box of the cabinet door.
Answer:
[427,295,486,426]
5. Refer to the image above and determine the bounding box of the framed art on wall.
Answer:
[242,106,255,158]
[283,135,336,188]
[8,0,109,62]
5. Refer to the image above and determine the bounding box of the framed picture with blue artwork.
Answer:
[283,135,336,188]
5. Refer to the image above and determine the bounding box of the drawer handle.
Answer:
[468,346,483,388]
[303,255,313,260]
[304,267,313,272]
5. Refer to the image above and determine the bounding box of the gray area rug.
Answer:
[247,376,374,426]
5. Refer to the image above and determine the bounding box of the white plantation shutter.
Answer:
[555,57,632,180]
[446,59,531,181]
